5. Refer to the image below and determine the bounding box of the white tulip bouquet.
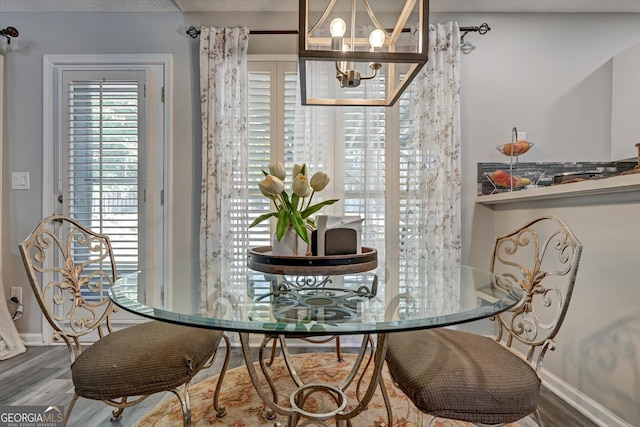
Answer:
[250,162,339,244]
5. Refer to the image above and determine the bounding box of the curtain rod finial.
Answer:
[460,22,490,44]
[186,26,201,39]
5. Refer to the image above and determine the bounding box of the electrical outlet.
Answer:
[10,286,22,303]
[517,131,527,141]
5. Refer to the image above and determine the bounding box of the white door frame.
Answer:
[42,54,173,343]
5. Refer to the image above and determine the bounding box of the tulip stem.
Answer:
[305,190,316,210]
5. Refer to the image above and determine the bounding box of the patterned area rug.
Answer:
[134,352,532,427]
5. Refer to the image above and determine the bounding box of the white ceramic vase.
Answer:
[271,227,308,256]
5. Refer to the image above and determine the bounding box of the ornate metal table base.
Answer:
[289,384,347,426]
[239,332,392,427]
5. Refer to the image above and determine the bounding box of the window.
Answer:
[246,60,404,262]
[246,60,440,304]
[247,61,299,248]
[62,72,142,282]
[338,85,387,255]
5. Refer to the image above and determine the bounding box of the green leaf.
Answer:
[292,211,309,243]
[292,193,300,211]
[249,212,278,228]
[275,211,291,241]
[280,191,292,211]
[301,199,340,218]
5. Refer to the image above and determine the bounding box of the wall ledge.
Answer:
[476,173,640,207]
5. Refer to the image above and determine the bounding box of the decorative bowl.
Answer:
[496,141,534,156]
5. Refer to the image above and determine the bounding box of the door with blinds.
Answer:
[56,68,163,322]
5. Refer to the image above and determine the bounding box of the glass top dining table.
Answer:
[109,255,523,426]
[110,258,522,335]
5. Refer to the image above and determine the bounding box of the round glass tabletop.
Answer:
[110,258,522,335]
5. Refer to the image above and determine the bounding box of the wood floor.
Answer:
[0,344,598,427]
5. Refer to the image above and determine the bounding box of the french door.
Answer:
[44,55,170,337]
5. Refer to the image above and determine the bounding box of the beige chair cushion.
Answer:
[72,321,223,400]
[386,328,540,425]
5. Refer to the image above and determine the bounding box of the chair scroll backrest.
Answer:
[490,215,583,373]
[19,214,118,361]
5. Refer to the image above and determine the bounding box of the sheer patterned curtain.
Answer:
[199,27,250,313]
[402,22,461,313]
[0,54,26,360]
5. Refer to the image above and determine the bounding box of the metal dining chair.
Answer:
[385,215,583,426]
[18,214,230,426]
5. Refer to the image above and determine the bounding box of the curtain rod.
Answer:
[186,23,491,43]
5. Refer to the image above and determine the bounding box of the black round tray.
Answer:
[247,246,378,275]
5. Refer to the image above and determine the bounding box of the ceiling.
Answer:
[3,0,640,13]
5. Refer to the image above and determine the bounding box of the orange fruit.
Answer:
[502,143,522,155]
[515,140,531,154]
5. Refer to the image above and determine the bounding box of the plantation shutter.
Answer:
[252,63,389,255]
[62,71,143,297]
[339,82,387,256]
[246,63,297,304]
[247,70,272,248]
[247,63,298,250]
[398,89,417,292]
[283,71,298,169]
[248,63,404,270]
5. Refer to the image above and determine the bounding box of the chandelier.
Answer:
[298,0,429,106]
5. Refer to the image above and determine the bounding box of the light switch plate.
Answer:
[11,172,30,190]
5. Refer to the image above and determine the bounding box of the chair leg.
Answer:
[169,382,192,427]
[110,406,124,422]
[109,396,126,422]
[533,409,545,426]
[64,393,79,426]
[418,411,436,427]
[335,336,343,361]
[213,334,231,418]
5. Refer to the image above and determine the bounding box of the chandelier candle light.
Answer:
[250,162,339,256]
[330,17,384,88]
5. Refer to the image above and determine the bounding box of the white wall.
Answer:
[611,41,640,161]
[1,11,199,336]
[2,9,640,425]
[452,12,640,266]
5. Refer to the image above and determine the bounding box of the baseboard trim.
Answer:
[19,333,44,346]
[20,320,148,346]
[541,369,631,427]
